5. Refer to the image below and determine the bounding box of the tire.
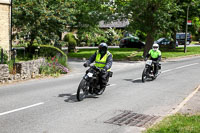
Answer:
[142,68,147,83]
[152,76,156,80]
[77,79,88,101]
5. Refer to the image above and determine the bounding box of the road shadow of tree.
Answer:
[58,93,99,103]
[124,78,152,83]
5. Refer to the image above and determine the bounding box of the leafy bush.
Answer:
[64,33,77,52]
[39,45,68,66]
[0,48,8,64]
[40,56,69,77]
[77,27,123,46]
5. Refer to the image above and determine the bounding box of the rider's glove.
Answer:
[101,68,106,74]
[83,62,89,67]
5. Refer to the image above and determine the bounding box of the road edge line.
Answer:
[169,84,200,115]
[145,84,200,130]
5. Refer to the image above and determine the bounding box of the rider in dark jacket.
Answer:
[83,43,113,91]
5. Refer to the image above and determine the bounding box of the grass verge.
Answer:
[145,114,200,133]
[68,47,200,61]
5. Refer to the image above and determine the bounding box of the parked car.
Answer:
[154,38,178,47]
[119,35,145,48]
[176,33,192,45]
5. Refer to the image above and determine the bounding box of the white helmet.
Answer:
[152,43,159,51]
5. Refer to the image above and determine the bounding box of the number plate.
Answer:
[87,72,93,77]
[146,60,152,65]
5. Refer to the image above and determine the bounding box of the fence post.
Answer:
[1,48,3,64]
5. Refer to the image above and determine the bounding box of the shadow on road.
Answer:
[124,78,153,83]
[58,93,99,103]
[58,93,78,103]
[124,79,142,83]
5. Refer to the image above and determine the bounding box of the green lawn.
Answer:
[145,114,200,133]
[68,47,200,61]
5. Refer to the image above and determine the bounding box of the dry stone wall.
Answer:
[0,64,9,83]
[0,58,46,84]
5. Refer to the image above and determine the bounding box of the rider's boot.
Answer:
[88,87,93,94]
[94,83,106,95]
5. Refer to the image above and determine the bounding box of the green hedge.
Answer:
[39,45,68,67]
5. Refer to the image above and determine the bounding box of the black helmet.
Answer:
[99,43,108,55]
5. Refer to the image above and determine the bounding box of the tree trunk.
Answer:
[143,33,154,57]
[171,29,177,49]
[27,34,36,58]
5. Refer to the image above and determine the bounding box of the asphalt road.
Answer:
[0,56,200,133]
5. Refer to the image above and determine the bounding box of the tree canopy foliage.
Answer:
[13,0,77,45]
[12,0,200,54]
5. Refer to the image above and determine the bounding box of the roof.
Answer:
[0,0,11,4]
[99,20,129,28]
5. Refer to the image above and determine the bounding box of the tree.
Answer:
[12,0,76,47]
[168,0,200,48]
[114,0,178,56]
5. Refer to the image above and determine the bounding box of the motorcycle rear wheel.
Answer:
[142,68,147,83]
[77,79,88,101]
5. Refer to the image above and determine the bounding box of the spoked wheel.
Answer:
[142,68,147,83]
[77,79,89,101]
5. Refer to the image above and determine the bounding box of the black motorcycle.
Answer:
[142,60,161,82]
[77,65,112,101]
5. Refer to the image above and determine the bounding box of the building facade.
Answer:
[0,0,11,52]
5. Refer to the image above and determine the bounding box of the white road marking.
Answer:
[132,63,199,81]
[132,78,141,81]
[0,102,44,116]
[169,84,200,115]
[72,93,77,95]
[162,63,199,73]
[108,84,116,87]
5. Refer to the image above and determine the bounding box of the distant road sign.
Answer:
[187,20,192,25]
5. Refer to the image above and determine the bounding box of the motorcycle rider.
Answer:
[145,43,161,76]
[83,43,113,93]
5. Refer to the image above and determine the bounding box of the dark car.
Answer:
[176,33,192,45]
[119,35,145,48]
[155,38,178,47]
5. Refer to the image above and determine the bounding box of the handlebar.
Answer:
[88,65,101,72]
[145,60,158,64]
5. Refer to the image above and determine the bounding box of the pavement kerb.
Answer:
[169,84,200,115]
[161,54,200,62]
[144,84,200,131]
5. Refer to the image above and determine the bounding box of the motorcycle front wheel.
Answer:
[142,68,147,83]
[77,79,88,101]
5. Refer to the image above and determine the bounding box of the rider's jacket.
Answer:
[94,50,112,71]
[87,50,113,71]
[146,49,161,61]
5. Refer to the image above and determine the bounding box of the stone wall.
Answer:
[0,64,9,83]
[14,58,46,80]
[0,58,46,84]
[0,3,10,51]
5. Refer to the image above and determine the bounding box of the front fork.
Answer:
[145,65,153,76]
